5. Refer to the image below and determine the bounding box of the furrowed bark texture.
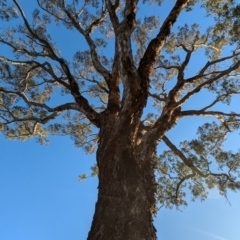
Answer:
[87,111,157,240]
[86,1,190,239]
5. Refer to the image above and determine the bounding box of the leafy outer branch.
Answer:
[177,58,240,107]
[138,0,190,82]
[142,47,240,149]
[162,135,236,200]
[62,3,111,83]
[0,86,81,113]
[61,2,121,116]
[10,0,101,127]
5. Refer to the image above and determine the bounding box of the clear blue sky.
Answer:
[1,134,240,240]
[1,1,240,240]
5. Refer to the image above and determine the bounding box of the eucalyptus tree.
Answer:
[1,0,240,239]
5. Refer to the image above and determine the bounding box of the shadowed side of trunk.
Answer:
[87,121,157,240]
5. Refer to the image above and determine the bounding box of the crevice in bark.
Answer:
[88,115,157,240]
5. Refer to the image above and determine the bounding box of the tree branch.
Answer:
[185,52,240,84]
[51,58,101,126]
[12,0,109,124]
[13,0,59,60]
[0,56,70,89]
[0,54,100,126]
[149,92,166,102]
[162,135,236,184]
[13,0,99,103]
[178,60,240,106]
[62,3,111,84]
[0,84,100,127]
[200,92,239,112]
[175,172,196,201]
[138,0,190,80]
[2,112,60,125]
[179,110,240,131]
[122,0,138,30]
[162,135,195,169]
[179,110,240,118]
[177,45,193,82]
[106,0,120,30]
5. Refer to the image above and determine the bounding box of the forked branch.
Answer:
[162,135,237,200]
[138,0,190,81]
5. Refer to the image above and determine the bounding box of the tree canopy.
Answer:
[1,0,240,232]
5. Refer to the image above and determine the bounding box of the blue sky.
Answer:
[1,134,240,240]
[1,1,240,240]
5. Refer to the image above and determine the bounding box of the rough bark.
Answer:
[87,111,157,240]
[2,0,240,239]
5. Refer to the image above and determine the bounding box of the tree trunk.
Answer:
[87,117,157,240]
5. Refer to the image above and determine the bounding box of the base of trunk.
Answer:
[87,138,157,240]
[87,192,156,240]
